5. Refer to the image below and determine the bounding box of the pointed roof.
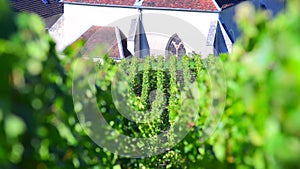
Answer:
[74,26,132,59]
[127,16,150,58]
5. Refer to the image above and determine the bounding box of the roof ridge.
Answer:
[64,0,220,11]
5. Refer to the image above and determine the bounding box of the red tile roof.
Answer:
[64,0,219,11]
[142,0,218,11]
[64,0,136,6]
[75,26,131,59]
[77,26,121,58]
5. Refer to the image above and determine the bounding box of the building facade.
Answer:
[50,0,232,58]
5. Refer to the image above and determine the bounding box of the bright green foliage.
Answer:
[210,1,300,169]
[150,56,166,132]
[168,55,179,123]
[156,56,165,91]
[1,0,300,168]
[117,55,205,167]
[128,57,138,97]
[0,9,97,168]
[182,55,192,87]
[194,54,203,81]
[141,56,151,109]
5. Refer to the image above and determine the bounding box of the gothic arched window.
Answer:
[165,34,186,59]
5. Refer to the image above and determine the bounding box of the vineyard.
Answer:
[83,54,219,160]
[74,53,226,167]
[1,0,300,168]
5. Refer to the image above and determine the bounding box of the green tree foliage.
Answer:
[210,1,300,169]
[1,0,300,168]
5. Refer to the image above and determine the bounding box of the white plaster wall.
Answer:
[141,10,219,57]
[54,4,138,51]
[50,4,219,57]
[49,15,64,50]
